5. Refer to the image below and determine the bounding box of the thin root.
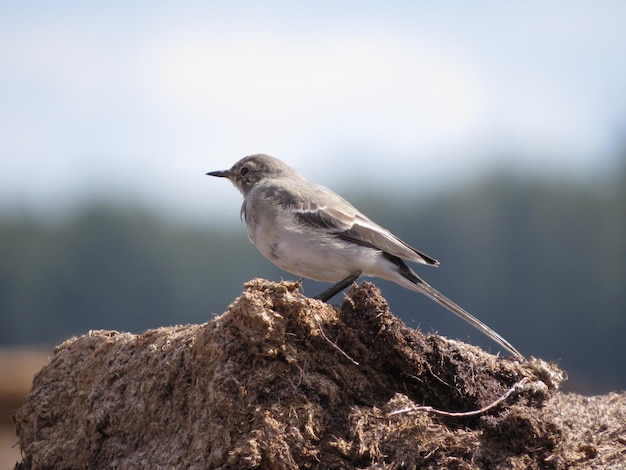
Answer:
[388,377,530,417]
[314,315,359,366]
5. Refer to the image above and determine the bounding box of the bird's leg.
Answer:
[313,273,361,302]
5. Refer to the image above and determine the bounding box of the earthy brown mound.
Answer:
[13,279,626,469]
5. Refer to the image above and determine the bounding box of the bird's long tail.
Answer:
[386,258,523,358]
[414,280,523,358]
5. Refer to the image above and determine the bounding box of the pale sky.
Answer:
[1,1,625,221]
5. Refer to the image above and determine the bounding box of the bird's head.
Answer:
[207,154,295,195]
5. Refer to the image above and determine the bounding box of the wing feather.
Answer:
[292,186,438,266]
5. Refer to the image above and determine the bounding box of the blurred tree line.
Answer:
[0,161,624,394]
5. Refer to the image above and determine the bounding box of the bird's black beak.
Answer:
[206,170,230,178]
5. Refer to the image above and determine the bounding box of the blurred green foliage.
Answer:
[1,163,624,393]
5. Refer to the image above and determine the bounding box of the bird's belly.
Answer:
[249,223,371,282]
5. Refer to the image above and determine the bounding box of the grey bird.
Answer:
[207,154,523,358]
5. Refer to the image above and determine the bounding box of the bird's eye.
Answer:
[240,167,250,176]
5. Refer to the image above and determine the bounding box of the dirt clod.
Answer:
[13,279,626,469]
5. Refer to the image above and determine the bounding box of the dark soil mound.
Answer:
[13,279,626,469]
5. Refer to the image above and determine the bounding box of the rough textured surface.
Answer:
[13,279,626,469]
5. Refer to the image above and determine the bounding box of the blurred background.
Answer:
[1,1,626,465]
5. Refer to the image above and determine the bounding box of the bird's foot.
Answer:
[313,274,361,302]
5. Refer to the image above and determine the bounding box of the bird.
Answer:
[207,154,523,358]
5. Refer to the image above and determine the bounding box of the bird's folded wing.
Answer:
[293,190,438,266]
